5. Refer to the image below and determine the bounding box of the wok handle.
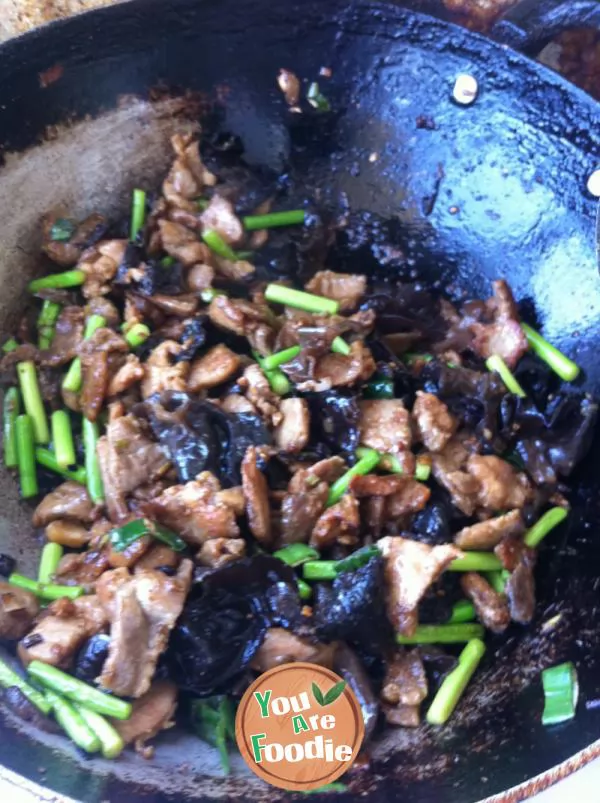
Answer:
[491,0,600,55]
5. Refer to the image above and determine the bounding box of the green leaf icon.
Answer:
[311,682,325,706]
[323,680,347,705]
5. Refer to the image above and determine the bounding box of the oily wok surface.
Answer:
[0,0,599,801]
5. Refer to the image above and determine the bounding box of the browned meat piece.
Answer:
[242,446,272,546]
[141,340,190,399]
[215,486,246,516]
[412,391,458,453]
[494,529,527,571]
[239,364,282,426]
[48,306,84,364]
[196,537,246,568]
[200,195,244,245]
[310,495,360,549]
[149,294,198,318]
[309,456,347,483]
[313,342,376,388]
[274,398,310,453]
[277,69,300,105]
[385,481,431,518]
[350,474,414,497]
[213,256,255,282]
[80,328,129,422]
[378,536,463,636]
[467,455,532,511]
[382,703,421,727]
[220,393,256,414]
[98,561,192,698]
[431,436,481,516]
[108,536,153,570]
[46,519,90,549]
[461,572,510,633]
[362,496,386,540]
[0,582,39,641]
[280,468,330,545]
[54,549,111,589]
[470,280,529,368]
[251,628,337,673]
[108,355,145,396]
[208,295,272,337]
[380,450,417,476]
[41,212,106,267]
[146,472,240,547]
[112,680,178,754]
[305,271,367,312]
[32,481,96,527]
[359,399,412,454]
[158,219,210,266]
[86,297,120,329]
[134,545,180,574]
[162,134,216,212]
[381,650,428,707]
[96,409,169,523]
[247,323,275,357]
[18,596,107,669]
[187,345,241,392]
[79,240,128,298]
[455,509,523,550]
[187,263,215,292]
[506,550,536,624]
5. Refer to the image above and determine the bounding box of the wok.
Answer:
[0,0,599,800]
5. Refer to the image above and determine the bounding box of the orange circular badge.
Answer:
[235,662,364,791]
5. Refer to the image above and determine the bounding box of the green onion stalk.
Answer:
[28,270,85,293]
[3,387,20,468]
[38,542,64,584]
[125,323,151,349]
[524,507,568,548]
[541,662,578,725]
[45,689,101,754]
[9,573,83,601]
[426,638,486,725]
[83,417,104,504]
[448,600,476,624]
[201,229,239,261]
[327,448,380,506]
[62,314,106,394]
[15,415,38,498]
[522,323,580,382]
[486,355,527,398]
[51,410,76,468]
[448,552,503,572]
[37,300,62,350]
[396,623,485,645]
[0,658,51,715]
[35,448,87,484]
[265,283,339,315]
[17,361,49,444]
[75,705,125,758]
[2,337,19,353]
[130,188,147,242]
[243,210,305,230]
[108,518,186,553]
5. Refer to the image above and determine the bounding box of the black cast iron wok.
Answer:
[0,0,599,800]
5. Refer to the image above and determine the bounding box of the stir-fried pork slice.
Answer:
[381,650,428,708]
[187,263,215,292]
[187,345,241,392]
[0,582,39,641]
[383,703,421,727]
[196,537,246,568]
[455,509,523,550]
[242,446,272,546]
[220,393,256,414]
[310,456,347,484]
[239,364,282,426]
[79,240,127,298]
[80,328,129,422]
[48,306,84,364]
[350,474,416,497]
[18,596,107,669]
[108,536,154,570]
[215,486,246,516]
[32,481,97,527]
[310,495,360,549]
[467,456,532,511]
[96,408,169,522]
[213,256,255,282]
[313,342,376,388]
[277,68,301,105]
[359,400,412,454]
[251,628,337,672]
[86,297,120,329]
[158,219,210,266]
[145,472,240,547]
[378,536,463,636]
[199,194,244,245]
[98,561,192,698]
[386,481,431,518]
[148,294,198,318]
[470,280,528,368]
[506,550,536,623]
[431,435,481,516]
[41,212,106,267]
[208,295,271,337]
[305,271,367,312]
[107,354,145,396]
[134,545,180,574]
[280,468,330,545]
[162,133,216,212]
[412,391,457,453]
[274,398,310,453]
[141,340,190,399]
[461,572,510,633]
[362,496,386,539]
[54,548,111,589]
[112,680,178,754]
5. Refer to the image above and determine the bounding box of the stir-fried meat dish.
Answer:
[0,130,594,764]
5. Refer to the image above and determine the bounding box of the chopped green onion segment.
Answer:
[486,355,527,398]
[262,346,301,371]
[83,418,104,504]
[125,323,151,349]
[327,448,380,506]
[2,337,19,353]
[243,210,305,230]
[448,600,476,624]
[28,270,85,293]
[202,229,238,261]
[51,410,76,468]
[426,638,486,725]
[35,448,87,485]
[191,697,236,774]
[303,561,338,582]
[130,188,147,241]
[0,658,51,715]
[3,387,20,468]
[415,459,432,482]
[273,543,320,567]
[38,300,62,350]
[45,690,101,754]
[485,570,508,595]
[334,545,380,575]
[449,552,503,572]
[396,624,485,645]
[63,314,106,394]
[331,336,351,356]
[38,542,64,584]
[265,283,339,315]
[524,507,568,548]
[9,573,83,601]
[522,323,580,383]
[307,82,331,112]
[109,518,186,553]
[297,578,313,601]
[75,705,125,759]
[15,415,38,498]
[17,361,49,444]
[28,661,132,720]
[542,662,578,725]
